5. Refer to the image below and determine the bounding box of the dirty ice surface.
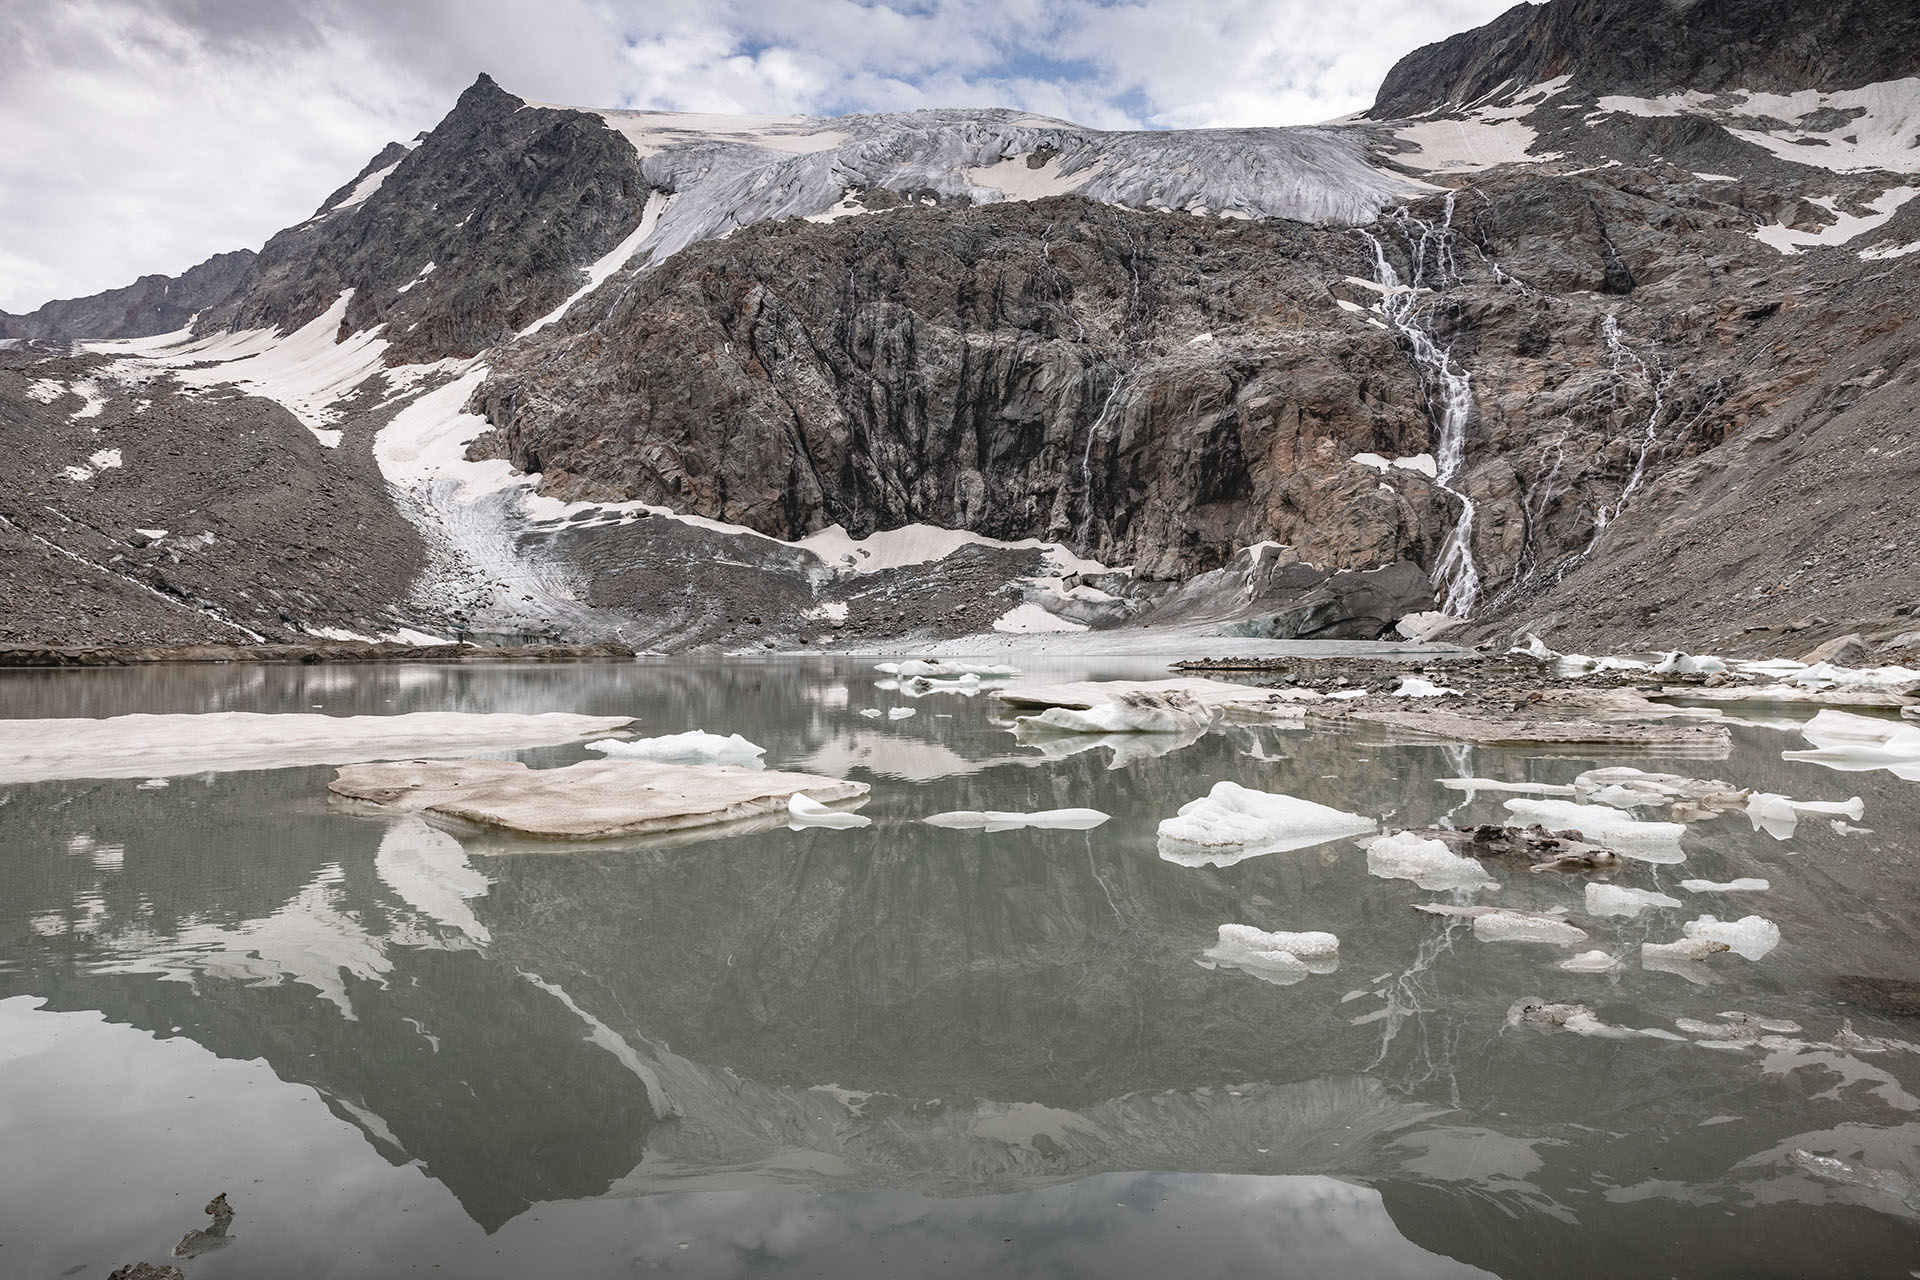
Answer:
[2,656,1919,1278]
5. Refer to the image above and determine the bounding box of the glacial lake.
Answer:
[2,658,1917,1278]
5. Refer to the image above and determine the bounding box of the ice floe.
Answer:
[1365,831,1496,892]
[1014,690,1221,735]
[1744,791,1865,839]
[1681,877,1771,894]
[586,730,766,766]
[1157,783,1375,867]
[1585,883,1682,919]
[878,660,1020,679]
[1507,999,1681,1039]
[997,677,1313,722]
[1201,924,1340,986]
[887,707,917,720]
[1682,914,1781,961]
[1570,767,1745,813]
[0,710,638,785]
[1416,903,1588,946]
[1782,710,1920,780]
[330,758,868,840]
[787,793,872,830]
[1501,799,1686,859]
[1557,951,1624,973]
[1436,777,1576,795]
[921,808,1110,832]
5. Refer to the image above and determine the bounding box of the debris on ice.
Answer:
[1506,999,1674,1038]
[1680,878,1770,893]
[788,793,873,830]
[1682,914,1781,961]
[922,808,1110,831]
[586,730,766,766]
[1585,883,1682,918]
[1502,799,1686,859]
[996,677,1314,721]
[1365,831,1496,891]
[1157,782,1375,866]
[1571,766,1746,812]
[1015,690,1221,735]
[1202,924,1340,986]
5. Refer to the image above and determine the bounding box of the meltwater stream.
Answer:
[1,658,1917,1278]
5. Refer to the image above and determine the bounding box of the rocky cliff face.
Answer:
[4,0,1917,652]
[0,250,255,342]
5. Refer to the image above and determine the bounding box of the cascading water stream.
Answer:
[1360,194,1483,618]
[1076,370,1129,551]
[1586,313,1673,551]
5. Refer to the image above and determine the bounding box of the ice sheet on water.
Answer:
[1202,924,1339,986]
[1585,883,1682,919]
[1157,782,1375,867]
[1683,914,1781,961]
[587,731,765,766]
[922,808,1110,832]
[1502,799,1686,859]
[787,793,872,830]
[1365,831,1496,892]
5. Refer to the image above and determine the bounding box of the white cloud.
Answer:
[0,0,1514,312]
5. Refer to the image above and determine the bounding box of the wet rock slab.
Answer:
[330,758,869,840]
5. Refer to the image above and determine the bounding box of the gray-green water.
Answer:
[2,658,1917,1278]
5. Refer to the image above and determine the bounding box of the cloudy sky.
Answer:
[0,0,1513,312]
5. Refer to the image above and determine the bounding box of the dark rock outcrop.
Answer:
[0,250,255,342]
[1369,0,1920,118]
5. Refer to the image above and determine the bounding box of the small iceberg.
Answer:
[1201,924,1339,986]
[1585,883,1682,919]
[1744,791,1865,840]
[1015,690,1220,735]
[1558,950,1623,973]
[1682,914,1780,960]
[788,793,872,830]
[587,730,765,767]
[1366,831,1496,891]
[1157,782,1375,867]
[887,707,917,720]
[1502,799,1686,861]
[1571,767,1746,812]
[1413,903,1588,946]
[1782,710,1920,779]
[922,808,1110,832]
[1680,877,1770,893]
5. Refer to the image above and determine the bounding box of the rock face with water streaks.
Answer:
[2,0,1917,650]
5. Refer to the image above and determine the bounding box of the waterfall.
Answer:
[1587,314,1672,548]
[1361,193,1483,618]
[1076,369,1129,552]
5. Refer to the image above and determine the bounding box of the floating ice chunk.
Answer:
[1745,791,1865,839]
[1366,831,1496,891]
[1471,911,1589,946]
[1507,999,1663,1037]
[1437,777,1576,795]
[1203,923,1339,986]
[1783,709,1920,778]
[878,660,1020,679]
[1680,877,1770,893]
[1642,936,1731,979]
[887,707,917,720]
[1572,767,1745,811]
[788,793,872,830]
[922,808,1110,832]
[136,778,170,790]
[1559,950,1624,973]
[1017,690,1220,735]
[1392,676,1458,697]
[1683,914,1780,961]
[1157,782,1375,866]
[1502,799,1686,859]
[1652,652,1729,675]
[1585,883,1682,918]
[858,708,883,718]
[586,730,765,766]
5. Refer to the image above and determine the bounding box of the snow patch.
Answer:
[993,602,1087,633]
[1753,186,1918,255]
[518,190,672,337]
[330,159,401,212]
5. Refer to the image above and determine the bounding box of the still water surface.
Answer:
[1,658,1917,1277]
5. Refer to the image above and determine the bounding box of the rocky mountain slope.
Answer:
[0,249,255,343]
[2,0,1915,653]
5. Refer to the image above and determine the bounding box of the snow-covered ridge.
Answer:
[524,103,1425,272]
